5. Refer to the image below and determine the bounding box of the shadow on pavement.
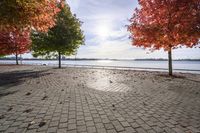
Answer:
[0,69,52,98]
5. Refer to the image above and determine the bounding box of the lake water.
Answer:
[0,60,200,74]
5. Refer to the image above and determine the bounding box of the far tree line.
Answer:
[0,0,199,76]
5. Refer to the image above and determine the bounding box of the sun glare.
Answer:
[96,24,111,39]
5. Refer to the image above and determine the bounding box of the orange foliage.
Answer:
[0,0,63,56]
[128,0,200,51]
[0,0,61,32]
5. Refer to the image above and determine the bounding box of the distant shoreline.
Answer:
[0,58,200,61]
[0,63,200,74]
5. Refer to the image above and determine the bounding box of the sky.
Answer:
[23,0,200,59]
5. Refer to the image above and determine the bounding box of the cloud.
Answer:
[66,0,200,59]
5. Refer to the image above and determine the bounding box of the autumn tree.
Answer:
[31,2,84,68]
[0,0,61,64]
[0,0,60,32]
[0,30,31,65]
[128,0,200,75]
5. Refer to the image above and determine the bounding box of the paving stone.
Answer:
[59,122,68,129]
[26,129,37,133]
[104,123,114,130]
[47,127,57,133]
[131,122,140,128]
[86,121,95,127]
[147,130,157,133]
[173,127,184,133]
[87,126,96,133]
[0,66,199,133]
[68,124,76,130]
[5,126,18,133]
[113,123,124,132]
[125,127,136,133]
[152,126,165,132]
[77,125,87,132]
[66,130,77,133]
[136,128,147,133]
[57,128,67,133]
[49,121,59,127]
[106,129,118,133]
[77,120,85,126]
[95,123,104,129]
[141,123,151,130]
[120,121,130,127]
[97,128,107,133]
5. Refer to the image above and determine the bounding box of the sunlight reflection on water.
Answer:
[96,60,113,63]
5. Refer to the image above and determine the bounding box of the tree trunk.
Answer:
[16,53,19,65]
[168,49,173,76]
[58,52,61,68]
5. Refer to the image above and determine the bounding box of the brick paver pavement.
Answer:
[0,66,200,133]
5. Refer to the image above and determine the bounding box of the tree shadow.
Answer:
[156,73,200,84]
[0,69,52,98]
[157,73,186,79]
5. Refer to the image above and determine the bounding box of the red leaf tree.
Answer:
[128,0,200,75]
[0,30,31,65]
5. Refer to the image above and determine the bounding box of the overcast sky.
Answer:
[23,0,200,59]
